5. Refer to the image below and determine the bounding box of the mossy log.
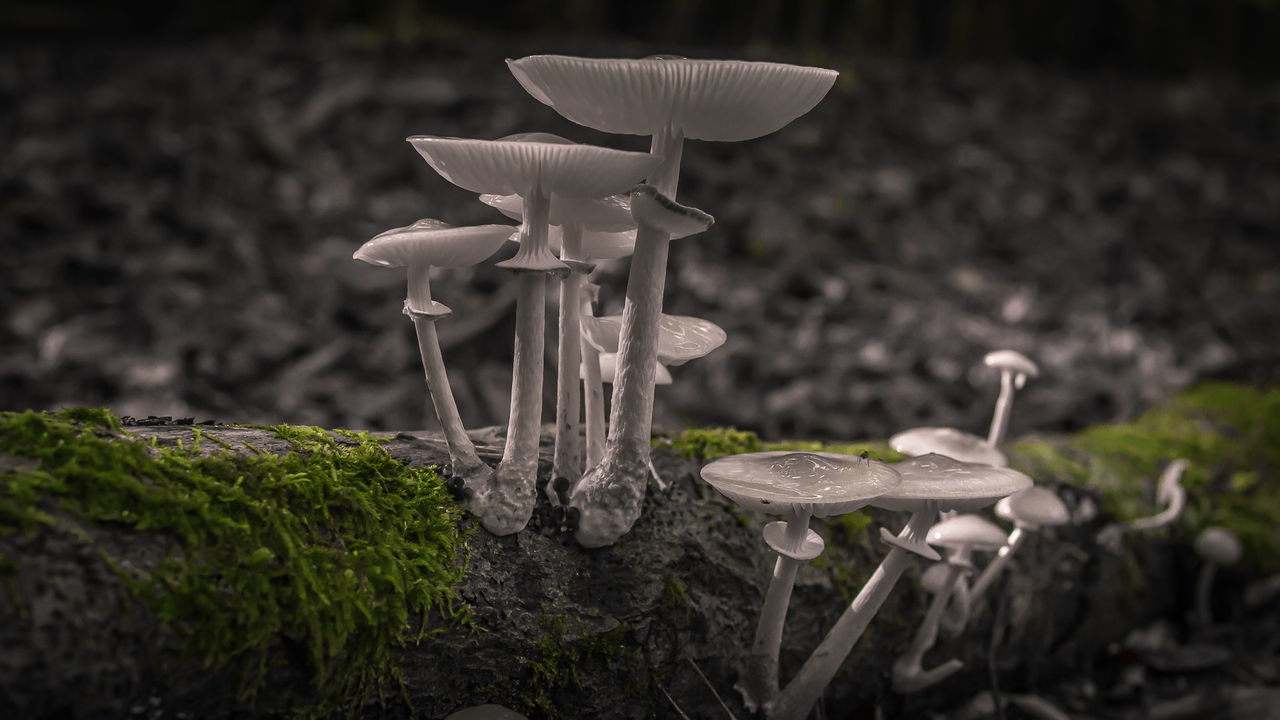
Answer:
[1,383,1276,720]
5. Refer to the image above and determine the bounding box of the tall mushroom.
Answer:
[983,350,1039,447]
[479,180,636,492]
[771,454,1032,720]
[353,219,513,495]
[700,451,901,712]
[889,349,1040,467]
[892,514,1008,694]
[509,55,838,547]
[407,135,659,535]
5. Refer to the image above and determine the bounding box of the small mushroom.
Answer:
[982,349,1039,447]
[893,514,1008,694]
[511,55,838,549]
[407,134,658,535]
[956,485,1070,634]
[1193,525,1242,626]
[1096,459,1189,553]
[700,451,901,712]
[772,454,1031,720]
[580,312,727,367]
[889,426,1008,467]
[353,219,513,497]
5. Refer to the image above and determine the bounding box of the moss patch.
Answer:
[0,409,470,717]
[654,426,904,463]
[522,612,647,714]
[1009,382,1280,569]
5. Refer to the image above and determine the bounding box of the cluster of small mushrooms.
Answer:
[353,54,1224,719]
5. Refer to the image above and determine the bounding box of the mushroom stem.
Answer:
[741,508,813,712]
[967,525,1026,612]
[580,311,606,471]
[771,505,938,720]
[569,127,686,548]
[551,225,586,490]
[487,191,551,536]
[410,315,490,480]
[986,370,1019,447]
[1196,560,1219,626]
[892,562,966,693]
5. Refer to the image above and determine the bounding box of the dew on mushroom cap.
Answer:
[878,453,1033,513]
[701,450,902,515]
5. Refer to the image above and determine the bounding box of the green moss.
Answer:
[661,573,688,610]
[524,612,647,714]
[1009,382,1280,569]
[655,427,904,463]
[0,409,470,718]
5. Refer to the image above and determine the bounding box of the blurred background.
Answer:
[1,0,1277,442]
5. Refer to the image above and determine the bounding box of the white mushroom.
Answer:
[407,135,658,535]
[353,219,512,495]
[701,451,901,712]
[982,349,1040,447]
[508,55,838,548]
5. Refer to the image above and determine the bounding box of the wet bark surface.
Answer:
[3,423,1277,720]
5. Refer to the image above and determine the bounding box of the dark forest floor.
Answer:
[2,29,1277,443]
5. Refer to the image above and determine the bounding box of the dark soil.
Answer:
[2,30,1277,442]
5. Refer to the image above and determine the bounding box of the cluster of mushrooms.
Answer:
[356,54,836,545]
[352,54,1227,718]
[701,348,1206,719]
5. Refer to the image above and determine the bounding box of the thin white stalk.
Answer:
[987,370,1017,446]
[580,316,606,473]
[741,508,813,712]
[770,509,933,720]
[892,563,965,693]
[968,526,1026,610]
[571,126,685,548]
[486,187,551,536]
[410,314,489,480]
[551,225,585,492]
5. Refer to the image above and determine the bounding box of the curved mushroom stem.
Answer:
[740,507,814,713]
[571,126,686,548]
[939,575,971,638]
[986,370,1020,447]
[410,314,492,484]
[486,190,551,536]
[966,525,1027,618]
[770,510,932,720]
[551,225,586,493]
[1096,460,1188,552]
[893,561,967,694]
[1196,561,1219,626]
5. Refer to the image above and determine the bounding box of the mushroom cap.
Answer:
[407,136,660,198]
[873,453,1033,512]
[763,520,826,561]
[354,219,515,268]
[480,192,636,232]
[700,450,901,517]
[629,184,714,239]
[507,55,839,142]
[919,562,961,594]
[444,705,528,720]
[995,486,1070,530]
[581,313,726,365]
[889,426,1008,467]
[585,352,672,385]
[928,514,1009,553]
[1194,526,1242,566]
[983,349,1039,379]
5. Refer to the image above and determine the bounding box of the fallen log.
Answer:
[0,382,1276,719]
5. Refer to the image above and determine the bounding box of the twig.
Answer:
[660,685,693,720]
[688,657,738,720]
